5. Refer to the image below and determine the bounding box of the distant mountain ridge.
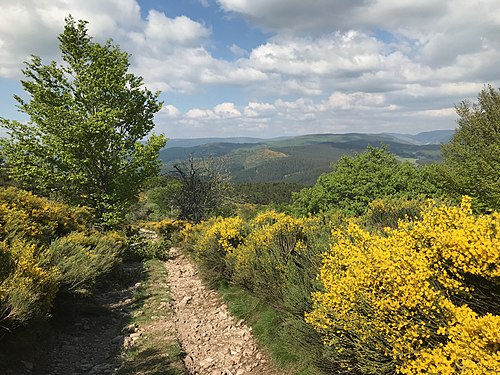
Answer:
[164,136,291,148]
[383,130,455,145]
[165,130,454,149]
[160,130,454,185]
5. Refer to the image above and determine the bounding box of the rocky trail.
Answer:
[0,248,284,375]
[165,247,283,375]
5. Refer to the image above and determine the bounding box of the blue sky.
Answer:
[1,0,499,138]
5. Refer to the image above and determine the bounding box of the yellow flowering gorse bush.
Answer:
[230,211,320,303]
[195,216,246,253]
[0,187,87,245]
[180,210,323,302]
[0,187,122,327]
[0,240,59,324]
[410,197,499,285]
[400,304,500,374]
[306,197,500,374]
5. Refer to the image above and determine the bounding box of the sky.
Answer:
[1,0,499,139]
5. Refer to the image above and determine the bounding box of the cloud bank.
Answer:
[1,0,499,137]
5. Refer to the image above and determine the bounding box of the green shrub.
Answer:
[230,211,320,306]
[42,232,123,293]
[124,234,172,261]
[359,196,427,232]
[146,238,172,261]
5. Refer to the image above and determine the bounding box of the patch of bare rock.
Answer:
[165,247,284,375]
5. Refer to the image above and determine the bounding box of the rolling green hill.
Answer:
[160,131,452,185]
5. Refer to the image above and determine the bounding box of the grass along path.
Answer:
[117,258,186,375]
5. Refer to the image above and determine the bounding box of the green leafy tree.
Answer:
[438,85,500,211]
[0,154,12,187]
[0,17,166,227]
[292,146,439,216]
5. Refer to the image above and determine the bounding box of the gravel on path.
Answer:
[165,247,284,375]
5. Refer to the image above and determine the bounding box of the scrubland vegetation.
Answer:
[0,15,499,375]
[179,197,499,374]
[173,87,500,374]
[0,187,122,328]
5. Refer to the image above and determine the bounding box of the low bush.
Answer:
[231,211,321,306]
[42,232,123,293]
[124,234,171,261]
[306,197,500,374]
[141,218,187,244]
[0,240,58,326]
[190,216,246,285]
[125,218,188,261]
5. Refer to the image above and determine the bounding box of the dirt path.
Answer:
[0,262,185,375]
[165,247,284,375]
[0,263,145,375]
[0,248,285,375]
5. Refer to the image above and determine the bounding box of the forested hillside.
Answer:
[160,131,450,185]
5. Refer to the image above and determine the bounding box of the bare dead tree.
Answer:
[173,155,233,222]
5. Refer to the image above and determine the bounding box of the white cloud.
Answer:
[243,102,275,117]
[200,65,268,85]
[185,102,241,121]
[143,10,211,47]
[217,0,500,89]
[185,108,216,120]
[247,32,381,78]
[229,44,248,57]
[417,108,456,118]
[213,102,242,118]
[159,104,181,118]
[327,92,386,110]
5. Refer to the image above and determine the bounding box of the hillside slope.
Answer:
[160,131,451,185]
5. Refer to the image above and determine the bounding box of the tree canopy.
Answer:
[438,85,500,212]
[0,17,166,227]
[292,146,439,216]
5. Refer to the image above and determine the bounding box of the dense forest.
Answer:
[159,132,448,185]
[1,16,499,375]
